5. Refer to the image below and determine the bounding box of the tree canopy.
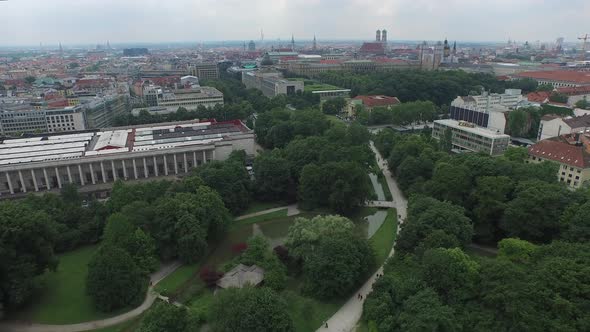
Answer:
[210,287,294,332]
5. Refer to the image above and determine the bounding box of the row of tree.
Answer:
[363,129,590,331]
[372,130,588,244]
[317,70,508,106]
[355,100,439,126]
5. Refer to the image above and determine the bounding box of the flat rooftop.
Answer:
[435,119,510,139]
[0,120,250,166]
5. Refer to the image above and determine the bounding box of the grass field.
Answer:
[154,263,199,297]
[241,200,288,215]
[376,172,393,201]
[284,290,344,331]
[89,317,141,332]
[13,245,129,324]
[370,209,398,266]
[234,208,289,226]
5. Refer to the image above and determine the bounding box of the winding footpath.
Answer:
[316,141,408,332]
[0,261,182,332]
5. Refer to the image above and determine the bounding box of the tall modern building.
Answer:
[248,40,256,51]
[188,63,219,81]
[0,119,254,198]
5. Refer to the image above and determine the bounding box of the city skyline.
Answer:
[0,0,589,46]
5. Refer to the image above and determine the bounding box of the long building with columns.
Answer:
[0,119,254,198]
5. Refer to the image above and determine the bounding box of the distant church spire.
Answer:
[313,34,317,51]
[59,41,63,54]
[291,34,295,51]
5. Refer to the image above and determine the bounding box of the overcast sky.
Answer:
[0,0,588,46]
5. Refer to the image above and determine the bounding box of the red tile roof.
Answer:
[359,42,385,55]
[527,91,551,103]
[353,95,401,107]
[528,138,589,168]
[516,70,590,84]
[556,85,590,96]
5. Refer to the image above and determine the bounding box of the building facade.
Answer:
[188,63,219,81]
[537,113,590,141]
[528,133,590,189]
[432,119,510,156]
[241,71,303,98]
[0,120,254,198]
[514,70,590,88]
[139,85,223,113]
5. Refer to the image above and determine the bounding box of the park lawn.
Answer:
[13,245,129,324]
[89,317,141,332]
[283,290,344,331]
[370,209,397,266]
[234,208,289,226]
[241,200,288,215]
[154,263,199,296]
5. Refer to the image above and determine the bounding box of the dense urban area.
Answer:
[1,3,590,332]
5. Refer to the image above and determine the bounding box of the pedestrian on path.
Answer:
[325,322,328,328]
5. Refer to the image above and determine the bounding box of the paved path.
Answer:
[317,142,407,332]
[234,204,300,220]
[365,200,396,208]
[0,261,182,332]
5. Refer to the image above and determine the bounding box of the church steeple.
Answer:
[452,41,457,54]
[312,34,317,51]
[291,34,295,51]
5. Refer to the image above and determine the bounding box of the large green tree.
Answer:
[253,150,293,200]
[501,180,571,243]
[0,201,58,309]
[86,245,147,312]
[210,287,294,332]
[287,215,374,298]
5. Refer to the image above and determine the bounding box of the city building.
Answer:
[241,71,303,98]
[188,62,219,81]
[432,119,510,155]
[537,112,590,140]
[248,40,256,51]
[0,119,255,198]
[555,86,590,106]
[139,85,223,113]
[286,58,415,78]
[528,133,590,189]
[514,70,590,88]
[347,95,400,116]
[449,89,525,133]
[0,94,130,135]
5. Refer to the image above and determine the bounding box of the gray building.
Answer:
[0,120,254,198]
[241,71,303,98]
[432,119,510,156]
[1,103,88,136]
[188,63,219,81]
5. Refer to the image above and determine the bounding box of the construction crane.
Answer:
[579,34,589,61]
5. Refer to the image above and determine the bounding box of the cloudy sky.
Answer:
[0,0,588,46]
